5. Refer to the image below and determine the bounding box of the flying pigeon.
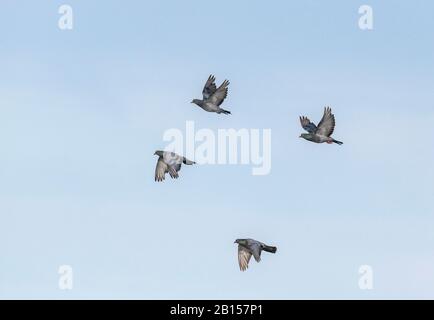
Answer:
[191,75,231,115]
[234,238,277,271]
[154,150,195,182]
[299,107,343,145]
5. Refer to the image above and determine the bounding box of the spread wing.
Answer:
[300,116,317,133]
[238,246,252,271]
[168,165,180,179]
[316,106,336,137]
[154,158,168,182]
[202,75,217,100]
[208,80,229,106]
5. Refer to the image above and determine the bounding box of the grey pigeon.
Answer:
[299,107,343,145]
[154,150,195,182]
[234,238,277,271]
[191,75,231,115]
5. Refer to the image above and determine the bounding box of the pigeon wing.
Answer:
[202,75,217,100]
[163,152,187,179]
[300,116,317,133]
[155,158,168,182]
[316,107,336,137]
[163,152,183,167]
[250,243,262,262]
[238,246,252,271]
[209,80,229,106]
[168,165,180,179]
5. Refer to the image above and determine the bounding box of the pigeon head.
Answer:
[191,99,202,106]
[300,133,310,140]
[234,239,247,245]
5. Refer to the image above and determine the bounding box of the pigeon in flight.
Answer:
[234,238,277,271]
[154,151,195,182]
[299,107,343,145]
[191,75,231,115]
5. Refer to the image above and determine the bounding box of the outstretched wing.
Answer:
[316,106,336,137]
[300,116,317,133]
[209,79,229,106]
[238,246,252,271]
[202,75,217,100]
[155,158,167,182]
[168,164,180,179]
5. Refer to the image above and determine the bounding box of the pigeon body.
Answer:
[234,238,277,271]
[154,150,195,182]
[299,107,343,145]
[191,75,231,114]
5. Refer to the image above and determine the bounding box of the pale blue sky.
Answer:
[1,0,433,299]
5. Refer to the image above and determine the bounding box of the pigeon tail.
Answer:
[220,108,231,115]
[332,139,343,145]
[183,158,195,165]
[262,245,277,254]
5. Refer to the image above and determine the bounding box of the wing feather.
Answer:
[250,243,262,262]
[208,79,229,106]
[238,246,252,271]
[300,116,317,133]
[154,158,167,182]
[202,75,217,100]
[316,106,336,137]
[168,166,179,179]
